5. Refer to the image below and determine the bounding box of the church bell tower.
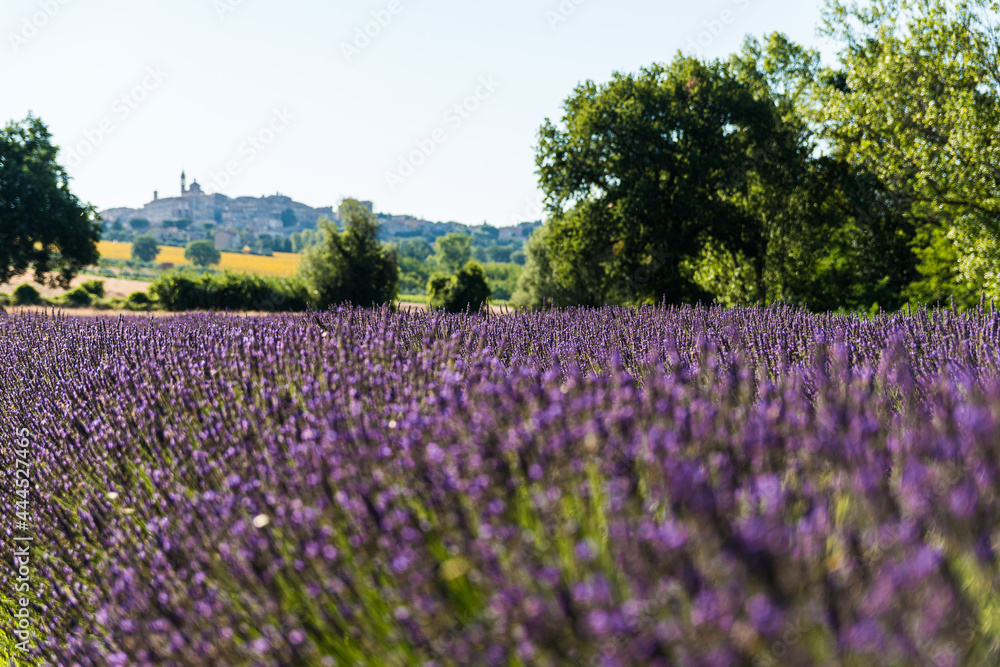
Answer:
[181,170,187,195]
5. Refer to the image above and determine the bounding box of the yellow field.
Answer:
[98,241,301,278]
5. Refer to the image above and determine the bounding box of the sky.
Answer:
[1,0,837,227]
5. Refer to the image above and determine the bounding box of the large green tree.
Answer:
[0,115,100,287]
[525,43,829,307]
[299,198,398,308]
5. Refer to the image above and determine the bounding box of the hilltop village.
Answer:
[100,172,540,251]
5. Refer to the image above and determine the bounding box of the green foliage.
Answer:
[150,270,308,312]
[129,218,150,231]
[12,284,42,306]
[281,208,298,228]
[398,255,433,295]
[819,0,1000,302]
[299,199,398,309]
[81,279,105,298]
[125,291,152,310]
[481,262,522,302]
[397,237,434,262]
[820,0,1000,224]
[904,223,983,308]
[427,262,492,313]
[63,286,92,307]
[530,42,831,306]
[512,220,598,309]
[433,233,473,274]
[0,115,101,288]
[132,235,160,263]
[184,240,222,268]
[521,22,990,312]
[291,228,321,253]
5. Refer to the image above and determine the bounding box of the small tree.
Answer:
[184,240,221,268]
[81,279,105,298]
[132,235,159,263]
[299,198,398,309]
[428,261,492,313]
[129,217,150,231]
[281,208,298,228]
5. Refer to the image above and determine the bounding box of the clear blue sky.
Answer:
[1,0,835,226]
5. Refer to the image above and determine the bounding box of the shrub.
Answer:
[149,270,308,312]
[64,287,93,307]
[125,291,152,310]
[81,279,106,298]
[428,261,493,313]
[13,284,42,305]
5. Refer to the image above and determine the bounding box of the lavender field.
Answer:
[2,305,1000,666]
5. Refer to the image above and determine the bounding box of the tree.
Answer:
[129,218,150,231]
[428,261,492,313]
[433,233,472,274]
[281,208,298,228]
[298,198,398,308]
[132,235,160,263]
[0,115,100,287]
[820,0,1000,300]
[184,240,221,268]
[527,46,829,306]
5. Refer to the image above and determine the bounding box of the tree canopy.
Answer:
[818,0,1000,305]
[184,240,221,268]
[515,1,1000,312]
[519,39,832,307]
[0,115,100,287]
[132,235,160,263]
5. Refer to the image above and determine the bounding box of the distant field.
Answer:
[98,241,301,278]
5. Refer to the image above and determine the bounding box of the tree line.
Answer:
[511,0,1000,313]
